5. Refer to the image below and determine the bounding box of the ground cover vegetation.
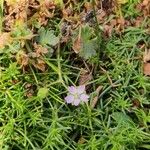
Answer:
[0,0,150,149]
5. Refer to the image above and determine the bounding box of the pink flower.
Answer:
[65,85,89,106]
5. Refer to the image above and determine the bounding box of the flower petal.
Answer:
[77,85,85,94]
[68,86,77,94]
[73,99,80,106]
[80,93,89,102]
[65,95,74,103]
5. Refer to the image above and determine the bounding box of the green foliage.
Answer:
[112,112,133,125]
[2,63,19,80]
[38,27,59,47]
[0,0,3,32]
[37,87,48,100]
[74,25,99,60]
[122,0,140,18]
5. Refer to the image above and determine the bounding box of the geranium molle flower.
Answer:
[65,85,89,106]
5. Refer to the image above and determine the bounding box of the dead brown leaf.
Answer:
[29,44,48,58]
[143,47,150,78]
[132,99,141,108]
[25,91,34,98]
[16,51,29,67]
[62,7,73,18]
[143,48,150,63]
[78,136,86,144]
[79,68,93,85]
[24,82,35,98]
[134,17,143,27]
[116,17,125,25]
[141,0,150,16]
[91,86,103,109]
[11,79,19,84]
[143,63,150,75]
[34,43,48,56]
[103,24,113,37]
[24,83,32,89]
[0,32,12,49]
[142,0,149,6]
[5,0,28,30]
[97,10,107,23]
[44,0,55,9]
[102,0,113,10]
[72,36,83,53]
[32,59,46,72]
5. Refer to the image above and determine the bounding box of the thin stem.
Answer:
[0,0,3,33]
[57,41,68,89]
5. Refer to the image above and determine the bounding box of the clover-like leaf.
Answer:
[38,27,59,46]
[79,38,98,59]
[72,25,99,60]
